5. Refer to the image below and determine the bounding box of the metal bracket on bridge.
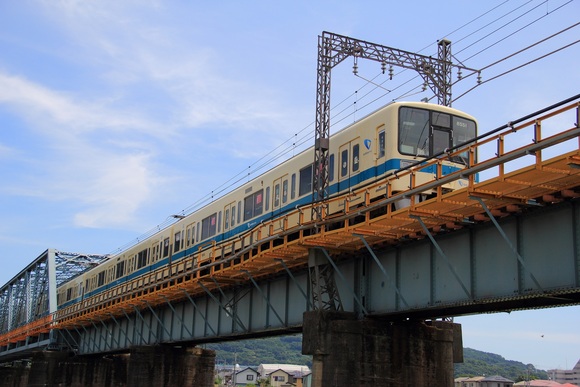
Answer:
[409,215,473,301]
[354,234,409,309]
[471,196,544,293]
[314,247,368,316]
[275,258,311,310]
[160,295,193,338]
[241,270,286,327]
[180,289,217,337]
[198,282,248,333]
[131,305,159,343]
[144,301,173,340]
[108,312,133,346]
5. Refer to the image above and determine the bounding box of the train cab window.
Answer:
[174,231,182,252]
[378,130,385,158]
[244,189,264,221]
[399,107,429,156]
[291,174,296,200]
[341,149,348,177]
[329,154,335,182]
[352,144,360,172]
[299,164,313,196]
[452,116,477,164]
[201,213,218,240]
[265,187,270,211]
[225,209,230,229]
[282,180,288,204]
[163,238,170,257]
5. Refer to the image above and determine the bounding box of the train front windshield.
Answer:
[398,106,476,164]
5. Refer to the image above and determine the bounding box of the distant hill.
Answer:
[456,348,548,381]
[205,335,548,381]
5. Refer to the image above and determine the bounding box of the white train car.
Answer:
[57,101,477,310]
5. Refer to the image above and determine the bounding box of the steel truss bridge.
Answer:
[0,95,579,360]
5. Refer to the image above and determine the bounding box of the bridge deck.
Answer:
[1,99,579,348]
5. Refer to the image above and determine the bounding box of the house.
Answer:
[270,369,292,387]
[460,375,514,387]
[256,364,311,387]
[233,367,259,386]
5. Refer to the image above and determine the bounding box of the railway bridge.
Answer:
[1,95,579,386]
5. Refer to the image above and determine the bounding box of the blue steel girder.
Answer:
[52,197,580,356]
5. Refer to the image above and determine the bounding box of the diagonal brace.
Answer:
[410,215,473,300]
[241,270,285,327]
[315,247,368,315]
[355,234,409,308]
[471,197,544,292]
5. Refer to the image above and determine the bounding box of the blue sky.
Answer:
[1,0,579,371]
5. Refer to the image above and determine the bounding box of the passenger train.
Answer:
[56,101,477,310]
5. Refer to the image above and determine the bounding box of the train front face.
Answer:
[394,103,477,194]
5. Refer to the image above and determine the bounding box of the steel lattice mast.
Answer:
[311,31,477,221]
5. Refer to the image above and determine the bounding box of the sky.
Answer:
[0,0,579,372]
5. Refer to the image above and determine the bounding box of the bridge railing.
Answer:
[4,95,580,345]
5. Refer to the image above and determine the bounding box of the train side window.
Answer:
[282,180,288,204]
[174,231,181,252]
[225,209,229,229]
[218,211,222,233]
[265,187,270,211]
[341,149,348,177]
[137,249,148,269]
[201,213,218,240]
[237,202,241,224]
[244,189,264,220]
[116,261,125,279]
[197,222,201,242]
[191,225,195,244]
[163,238,170,257]
[352,144,360,172]
[378,130,385,158]
[299,164,313,196]
[186,228,191,247]
[97,271,105,287]
[231,206,236,227]
[329,154,335,182]
[291,174,296,200]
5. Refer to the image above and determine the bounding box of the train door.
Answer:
[338,138,360,192]
[376,125,387,175]
[223,201,236,237]
[272,176,283,215]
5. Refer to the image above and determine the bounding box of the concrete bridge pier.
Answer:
[0,345,215,387]
[302,311,463,387]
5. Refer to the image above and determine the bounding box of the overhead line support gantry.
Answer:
[312,31,478,222]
